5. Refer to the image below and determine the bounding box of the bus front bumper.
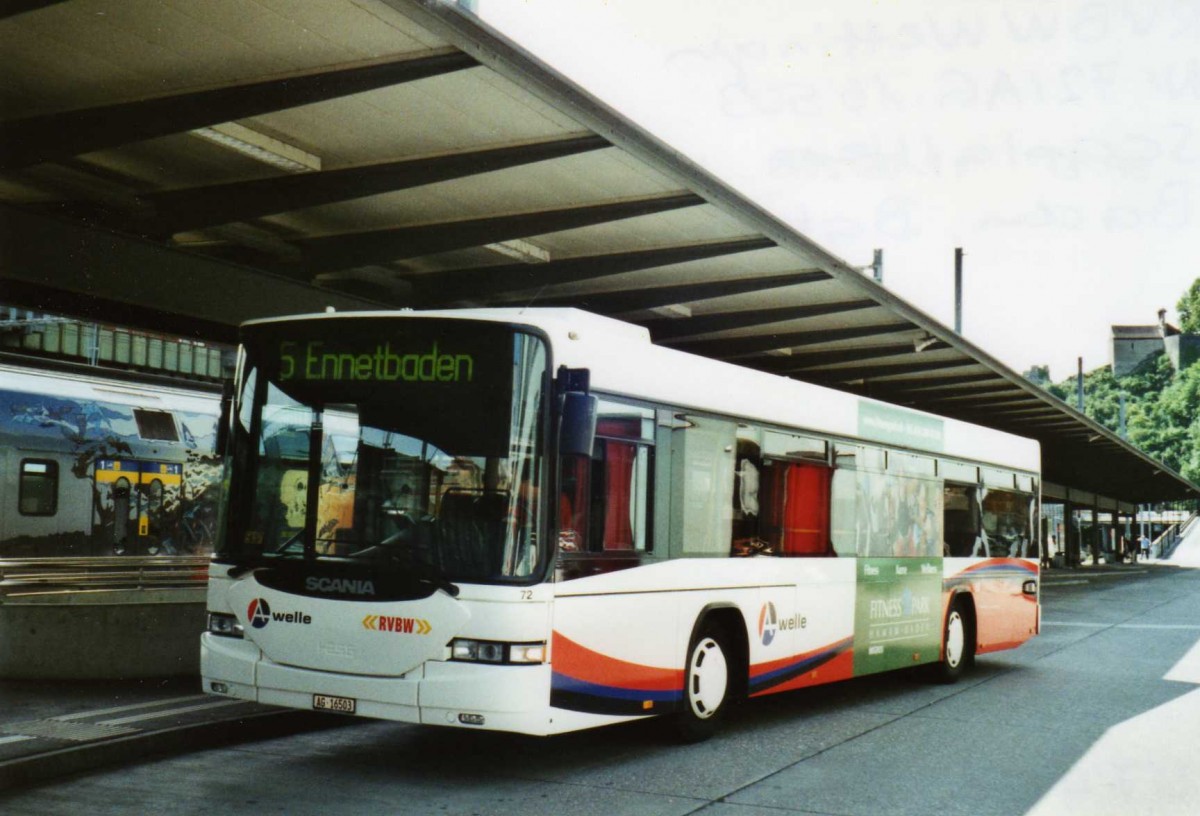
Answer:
[201,632,554,735]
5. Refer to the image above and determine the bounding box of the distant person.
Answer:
[1141,533,1152,559]
[1042,534,1054,570]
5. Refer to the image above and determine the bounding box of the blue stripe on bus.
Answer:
[551,672,683,703]
[748,640,852,694]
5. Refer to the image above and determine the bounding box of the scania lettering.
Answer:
[203,309,1040,739]
[305,577,376,596]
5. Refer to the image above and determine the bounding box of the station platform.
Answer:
[0,676,343,790]
[1,524,1194,798]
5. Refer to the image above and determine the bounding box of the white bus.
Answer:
[202,308,1039,739]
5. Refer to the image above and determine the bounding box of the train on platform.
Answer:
[0,363,224,559]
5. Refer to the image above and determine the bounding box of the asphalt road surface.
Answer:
[4,564,1199,816]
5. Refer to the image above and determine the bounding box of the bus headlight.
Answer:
[450,639,545,664]
[207,612,244,638]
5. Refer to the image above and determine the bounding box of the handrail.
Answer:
[1152,523,1184,560]
[0,556,210,597]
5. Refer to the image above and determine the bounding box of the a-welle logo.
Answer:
[247,598,312,629]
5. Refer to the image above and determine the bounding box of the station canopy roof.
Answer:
[1,0,1196,504]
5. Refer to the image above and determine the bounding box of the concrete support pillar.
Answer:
[1064,493,1079,567]
[1111,509,1122,564]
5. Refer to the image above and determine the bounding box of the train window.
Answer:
[134,409,179,441]
[19,459,58,516]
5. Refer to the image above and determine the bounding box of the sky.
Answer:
[476,0,1200,382]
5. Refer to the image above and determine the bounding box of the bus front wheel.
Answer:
[675,623,732,742]
[930,598,974,684]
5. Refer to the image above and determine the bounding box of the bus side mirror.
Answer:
[560,392,597,457]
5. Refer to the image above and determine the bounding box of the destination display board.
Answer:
[242,317,524,457]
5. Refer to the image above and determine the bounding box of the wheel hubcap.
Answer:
[688,637,728,719]
[945,610,965,668]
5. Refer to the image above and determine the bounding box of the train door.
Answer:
[95,459,137,555]
[138,462,183,555]
[94,459,182,555]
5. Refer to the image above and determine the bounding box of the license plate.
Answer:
[312,694,356,714]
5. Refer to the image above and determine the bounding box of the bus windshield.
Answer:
[218,317,549,587]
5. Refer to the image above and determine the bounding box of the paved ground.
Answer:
[1,522,1197,814]
[0,676,338,790]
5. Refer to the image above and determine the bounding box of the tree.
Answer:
[1040,279,1200,485]
[1179,277,1200,335]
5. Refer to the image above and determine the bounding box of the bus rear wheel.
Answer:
[675,624,732,742]
[930,598,974,684]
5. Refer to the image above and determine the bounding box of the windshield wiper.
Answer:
[409,560,460,597]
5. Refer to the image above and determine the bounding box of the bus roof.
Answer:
[244,308,1039,474]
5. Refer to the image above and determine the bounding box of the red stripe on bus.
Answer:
[552,632,684,692]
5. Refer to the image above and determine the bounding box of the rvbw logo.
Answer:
[248,598,272,629]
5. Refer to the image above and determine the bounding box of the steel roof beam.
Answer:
[418,236,774,305]
[643,299,878,342]
[524,270,829,313]
[799,357,980,383]
[247,192,705,277]
[0,204,384,341]
[870,372,1003,393]
[0,49,478,170]
[914,393,1043,411]
[950,404,1067,419]
[750,341,952,373]
[670,321,912,359]
[128,134,609,237]
[865,379,1012,400]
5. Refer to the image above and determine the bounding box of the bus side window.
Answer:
[775,462,832,556]
[558,454,590,553]
[748,460,833,557]
[668,416,735,557]
[732,436,766,555]
[559,411,653,562]
[980,488,1032,557]
[944,484,980,557]
[588,437,651,552]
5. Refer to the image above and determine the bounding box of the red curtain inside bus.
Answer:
[782,462,831,555]
[602,441,635,550]
[761,462,832,556]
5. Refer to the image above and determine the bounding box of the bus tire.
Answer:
[930,597,974,684]
[675,622,733,742]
